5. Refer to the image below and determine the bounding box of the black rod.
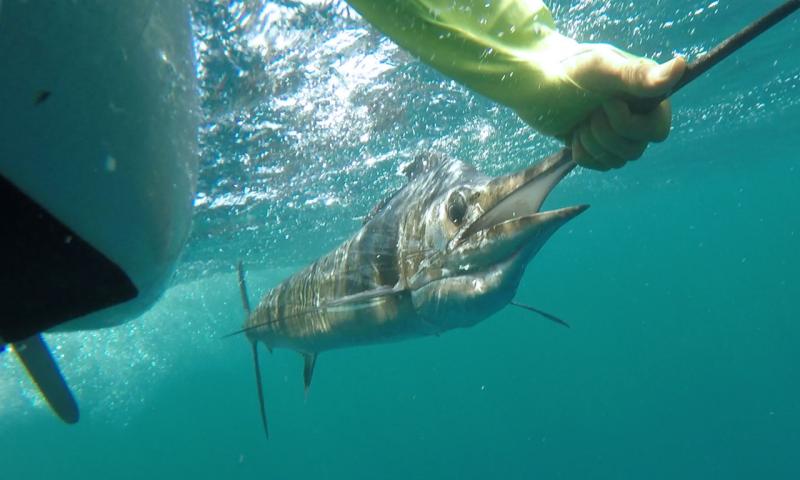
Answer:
[630,0,800,113]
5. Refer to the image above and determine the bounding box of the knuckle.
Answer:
[621,62,638,87]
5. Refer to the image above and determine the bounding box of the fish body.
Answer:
[238,149,586,436]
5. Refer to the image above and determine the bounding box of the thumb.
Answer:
[567,46,686,98]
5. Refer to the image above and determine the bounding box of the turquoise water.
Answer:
[2,1,800,478]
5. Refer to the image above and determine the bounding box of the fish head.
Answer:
[406,150,587,331]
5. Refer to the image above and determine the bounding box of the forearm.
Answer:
[345,0,600,135]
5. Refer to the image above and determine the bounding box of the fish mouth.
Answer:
[450,149,587,257]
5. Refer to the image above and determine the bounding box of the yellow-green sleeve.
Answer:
[345,0,620,136]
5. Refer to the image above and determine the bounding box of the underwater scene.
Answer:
[2,0,799,478]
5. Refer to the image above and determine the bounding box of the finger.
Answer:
[581,125,629,170]
[572,132,606,171]
[619,56,686,98]
[589,109,648,161]
[577,126,615,171]
[568,49,686,98]
[577,126,606,160]
[603,98,673,143]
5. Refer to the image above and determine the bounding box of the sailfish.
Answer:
[222,0,800,437]
[233,149,585,437]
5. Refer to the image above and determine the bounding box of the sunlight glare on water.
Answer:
[184,0,800,280]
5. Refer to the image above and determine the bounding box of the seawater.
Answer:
[2,1,799,478]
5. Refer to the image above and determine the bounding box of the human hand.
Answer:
[564,49,686,170]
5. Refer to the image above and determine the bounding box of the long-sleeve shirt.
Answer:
[345,0,638,136]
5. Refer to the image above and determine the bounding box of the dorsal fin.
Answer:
[400,151,445,180]
[362,190,399,225]
[237,261,251,317]
[362,152,445,225]
[302,353,317,395]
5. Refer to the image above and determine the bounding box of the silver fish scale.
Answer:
[244,156,473,353]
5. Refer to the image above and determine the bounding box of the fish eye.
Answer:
[446,190,468,226]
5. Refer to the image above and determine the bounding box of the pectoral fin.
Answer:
[251,341,269,439]
[325,286,407,308]
[303,353,317,395]
[509,301,570,328]
[13,334,79,424]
